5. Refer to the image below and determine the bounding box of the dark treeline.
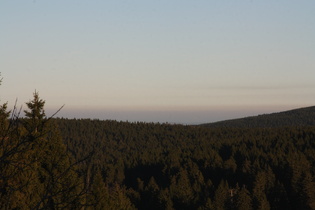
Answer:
[54,118,315,209]
[202,106,315,128]
[1,83,315,209]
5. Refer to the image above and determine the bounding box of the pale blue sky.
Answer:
[1,1,315,124]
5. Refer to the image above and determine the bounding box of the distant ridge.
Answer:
[201,106,315,128]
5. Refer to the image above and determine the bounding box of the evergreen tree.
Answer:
[141,176,161,210]
[204,198,214,210]
[213,180,229,210]
[158,188,174,210]
[0,89,87,209]
[88,169,110,210]
[0,102,10,134]
[0,84,41,208]
[235,186,252,210]
[108,183,136,210]
[253,172,271,210]
[170,168,194,209]
[23,91,46,136]
[23,92,85,209]
[301,172,315,209]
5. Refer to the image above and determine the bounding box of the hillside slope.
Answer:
[55,115,315,209]
[201,106,315,128]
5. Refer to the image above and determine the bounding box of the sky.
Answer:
[1,1,315,124]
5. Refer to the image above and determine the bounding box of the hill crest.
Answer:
[201,106,315,128]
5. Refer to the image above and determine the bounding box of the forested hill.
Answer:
[2,84,315,209]
[201,106,315,128]
[53,118,315,209]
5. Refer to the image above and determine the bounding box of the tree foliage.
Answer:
[2,74,315,209]
[55,116,315,209]
[0,88,87,209]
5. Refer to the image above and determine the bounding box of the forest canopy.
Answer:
[1,76,315,209]
[55,118,315,210]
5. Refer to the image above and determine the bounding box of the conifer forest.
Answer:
[1,80,315,209]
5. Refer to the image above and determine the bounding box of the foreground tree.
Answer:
[0,88,86,209]
[25,92,87,209]
[0,76,36,209]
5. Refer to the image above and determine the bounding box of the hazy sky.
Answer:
[1,1,315,124]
